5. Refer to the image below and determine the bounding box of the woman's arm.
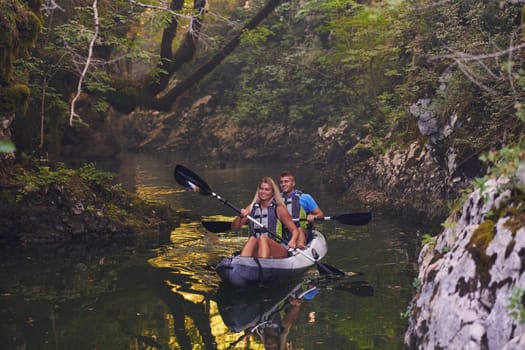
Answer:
[231,207,250,230]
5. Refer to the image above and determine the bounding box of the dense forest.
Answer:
[1,0,523,163]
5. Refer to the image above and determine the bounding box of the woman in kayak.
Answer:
[231,176,302,258]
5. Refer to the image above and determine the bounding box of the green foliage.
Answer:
[16,163,72,201]
[479,146,525,180]
[441,217,458,231]
[465,146,525,205]
[411,277,422,290]
[78,163,115,187]
[240,26,274,47]
[507,287,525,324]
[220,0,414,145]
[401,278,421,320]
[4,0,525,171]
[421,233,437,248]
[400,301,413,319]
[8,0,162,155]
[15,161,115,202]
[405,1,524,162]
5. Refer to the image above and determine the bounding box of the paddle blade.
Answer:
[331,212,372,225]
[202,220,233,233]
[174,165,213,195]
[316,262,346,277]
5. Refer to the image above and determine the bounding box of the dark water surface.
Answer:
[1,153,417,349]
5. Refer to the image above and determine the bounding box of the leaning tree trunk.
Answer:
[145,0,202,96]
[150,0,283,111]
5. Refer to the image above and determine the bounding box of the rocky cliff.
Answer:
[404,168,525,349]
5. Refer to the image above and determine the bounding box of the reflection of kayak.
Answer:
[215,230,328,288]
[216,280,308,333]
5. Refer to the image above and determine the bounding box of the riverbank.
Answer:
[0,158,198,245]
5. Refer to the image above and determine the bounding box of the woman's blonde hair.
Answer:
[248,177,285,209]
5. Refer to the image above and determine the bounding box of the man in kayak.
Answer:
[231,176,302,258]
[279,171,325,248]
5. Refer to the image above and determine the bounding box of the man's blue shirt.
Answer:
[284,190,319,213]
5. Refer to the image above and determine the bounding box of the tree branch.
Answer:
[69,0,99,126]
[151,0,283,110]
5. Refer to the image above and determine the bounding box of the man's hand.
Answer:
[307,214,317,223]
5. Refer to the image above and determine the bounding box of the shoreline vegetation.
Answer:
[0,157,198,246]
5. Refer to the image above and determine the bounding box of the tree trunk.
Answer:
[150,0,283,111]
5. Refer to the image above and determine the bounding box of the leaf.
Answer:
[0,139,16,153]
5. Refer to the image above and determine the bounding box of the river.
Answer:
[0,152,418,349]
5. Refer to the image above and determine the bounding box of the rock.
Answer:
[409,99,439,136]
[404,171,525,349]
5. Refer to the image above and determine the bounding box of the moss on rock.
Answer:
[0,83,31,114]
[467,219,496,287]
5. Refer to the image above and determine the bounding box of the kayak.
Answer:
[215,230,328,288]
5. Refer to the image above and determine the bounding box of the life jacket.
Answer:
[249,199,282,239]
[279,190,310,241]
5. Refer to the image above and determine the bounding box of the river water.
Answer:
[1,152,418,349]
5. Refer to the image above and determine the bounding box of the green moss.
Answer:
[467,219,496,287]
[470,220,496,252]
[0,1,42,83]
[0,1,18,84]
[0,83,31,113]
[17,9,43,51]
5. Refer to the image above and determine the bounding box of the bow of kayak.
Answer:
[215,230,328,288]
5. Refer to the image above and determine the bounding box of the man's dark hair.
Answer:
[279,171,295,178]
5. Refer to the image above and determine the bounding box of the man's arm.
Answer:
[299,194,324,221]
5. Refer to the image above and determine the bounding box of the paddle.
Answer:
[202,212,372,233]
[173,164,346,277]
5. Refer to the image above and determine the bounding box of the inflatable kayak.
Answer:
[215,230,328,288]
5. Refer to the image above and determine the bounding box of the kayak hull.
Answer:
[215,230,328,288]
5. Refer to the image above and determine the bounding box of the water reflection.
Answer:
[217,276,374,350]
[1,152,416,349]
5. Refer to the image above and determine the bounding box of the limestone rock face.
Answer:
[404,175,525,349]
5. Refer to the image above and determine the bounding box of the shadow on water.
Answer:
[1,152,418,349]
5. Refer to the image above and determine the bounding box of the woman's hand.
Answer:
[232,207,250,230]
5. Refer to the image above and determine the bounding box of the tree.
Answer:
[3,0,285,157]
